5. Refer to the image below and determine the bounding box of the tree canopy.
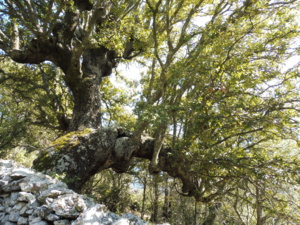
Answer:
[1,0,300,223]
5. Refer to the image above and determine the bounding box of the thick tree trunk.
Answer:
[6,41,111,131]
[68,82,102,131]
[65,47,117,131]
[4,2,118,132]
[33,126,229,203]
[33,127,135,192]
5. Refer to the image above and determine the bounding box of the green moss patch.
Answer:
[52,128,94,151]
[33,128,94,171]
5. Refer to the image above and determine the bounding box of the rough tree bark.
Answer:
[32,126,229,204]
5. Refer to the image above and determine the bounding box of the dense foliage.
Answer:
[1,0,300,224]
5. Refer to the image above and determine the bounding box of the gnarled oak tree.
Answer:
[1,0,300,204]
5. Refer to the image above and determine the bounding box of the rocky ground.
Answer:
[0,160,169,225]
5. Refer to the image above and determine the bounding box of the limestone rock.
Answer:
[0,160,169,225]
[50,194,82,218]
[54,219,71,225]
[73,204,119,225]
[17,192,36,203]
[46,213,61,221]
[17,216,28,225]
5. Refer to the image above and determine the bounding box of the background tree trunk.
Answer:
[163,173,171,220]
[202,202,221,225]
[256,180,267,225]
[141,176,147,220]
[151,174,159,223]
[194,201,197,225]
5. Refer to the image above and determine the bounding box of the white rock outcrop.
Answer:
[0,160,160,225]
